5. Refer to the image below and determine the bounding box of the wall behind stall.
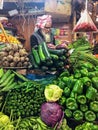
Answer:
[10,16,36,51]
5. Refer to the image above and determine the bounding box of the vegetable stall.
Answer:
[0,36,98,130]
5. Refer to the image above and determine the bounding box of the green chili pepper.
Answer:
[73,110,83,121]
[92,77,98,89]
[77,95,86,104]
[90,101,98,112]
[64,109,72,118]
[80,104,88,112]
[86,86,97,100]
[80,68,88,77]
[64,87,70,97]
[66,98,78,110]
[72,80,83,94]
[85,111,96,122]
[60,70,70,77]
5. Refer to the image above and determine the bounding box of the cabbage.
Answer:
[44,84,63,102]
[40,102,64,128]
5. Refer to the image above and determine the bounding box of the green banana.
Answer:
[0,68,4,78]
[0,73,15,87]
[0,69,12,84]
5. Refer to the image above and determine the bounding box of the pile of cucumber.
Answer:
[30,42,70,73]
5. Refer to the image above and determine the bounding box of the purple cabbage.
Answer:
[40,102,64,128]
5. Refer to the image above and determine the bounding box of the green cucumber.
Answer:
[50,54,59,60]
[29,54,39,69]
[38,44,46,62]
[42,42,51,60]
[32,48,41,65]
[0,69,12,84]
[41,66,48,71]
[48,48,65,56]
[46,60,53,66]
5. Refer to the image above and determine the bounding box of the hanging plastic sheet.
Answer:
[73,0,98,32]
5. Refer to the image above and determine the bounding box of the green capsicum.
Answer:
[95,93,98,101]
[80,104,88,112]
[74,71,81,79]
[86,86,97,100]
[66,97,78,110]
[64,87,70,97]
[72,79,83,94]
[81,77,91,87]
[64,109,72,118]
[80,68,88,77]
[77,95,87,104]
[73,110,83,121]
[81,62,94,71]
[90,101,98,112]
[59,70,70,77]
[70,91,77,99]
[92,77,98,89]
[85,110,96,122]
[59,96,66,106]
[88,71,97,78]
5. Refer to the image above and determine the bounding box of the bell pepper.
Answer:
[81,77,91,87]
[77,95,86,104]
[70,91,77,99]
[90,101,98,112]
[88,71,96,78]
[95,93,98,101]
[92,77,98,89]
[86,86,97,100]
[80,104,88,112]
[64,87,70,97]
[72,80,83,94]
[66,98,78,110]
[59,96,66,106]
[58,81,65,89]
[74,71,81,79]
[81,62,94,71]
[73,110,83,121]
[64,109,72,118]
[80,68,88,77]
[85,110,96,122]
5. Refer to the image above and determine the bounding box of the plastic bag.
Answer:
[73,9,98,32]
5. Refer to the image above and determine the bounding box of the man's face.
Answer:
[43,22,52,34]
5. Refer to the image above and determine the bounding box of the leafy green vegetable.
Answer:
[44,84,63,102]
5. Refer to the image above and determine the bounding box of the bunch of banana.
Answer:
[0,68,18,92]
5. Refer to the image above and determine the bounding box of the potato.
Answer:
[18,44,23,49]
[0,52,8,57]
[19,49,28,56]
[13,56,20,63]
[3,61,10,67]
[20,57,25,62]
[7,55,13,62]
[14,52,20,57]
[10,62,16,67]
[17,62,23,67]
[12,44,19,51]
[2,57,8,61]
[9,51,14,56]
